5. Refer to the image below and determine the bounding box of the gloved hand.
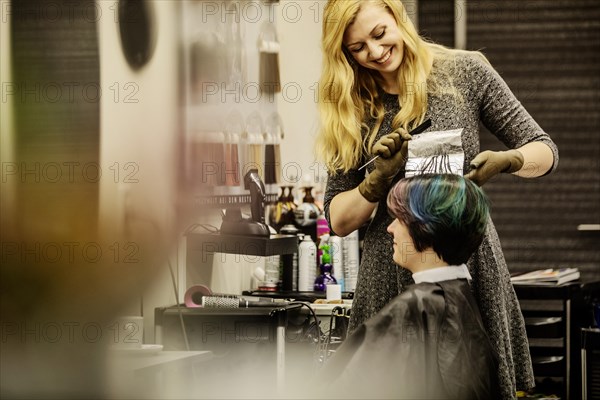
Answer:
[358,129,411,202]
[464,149,524,186]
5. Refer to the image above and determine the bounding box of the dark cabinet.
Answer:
[581,328,600,400]
[514,278,599,399]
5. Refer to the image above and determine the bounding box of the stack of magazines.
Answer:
[510,268,580,286]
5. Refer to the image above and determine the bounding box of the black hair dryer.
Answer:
[219,170,271,237]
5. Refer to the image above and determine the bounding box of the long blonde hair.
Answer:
[316,0,482,174]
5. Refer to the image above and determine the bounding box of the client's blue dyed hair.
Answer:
[387,174,490,265]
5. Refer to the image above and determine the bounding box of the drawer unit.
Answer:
[514,279,599,399]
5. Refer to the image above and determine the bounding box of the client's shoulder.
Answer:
[370,282,447,322]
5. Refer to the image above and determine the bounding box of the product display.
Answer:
[294,187,320,227]
[269,186,295,232]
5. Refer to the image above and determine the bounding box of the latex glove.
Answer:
[358,129,411,202]
[465,149,524,186]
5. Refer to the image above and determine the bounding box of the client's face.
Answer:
[387,218,418,270]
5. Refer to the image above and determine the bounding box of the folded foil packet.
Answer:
[405,128,464,177]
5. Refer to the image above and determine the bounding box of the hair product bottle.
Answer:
[298,234,317,292]
[342,230,360,292]
[329,235,344,292]
[280,224,300,291]
[314,239,337,292]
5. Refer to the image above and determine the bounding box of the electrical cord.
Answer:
[288,301,328,365]
[288,301,321,346]
[168,225,216,352]
[167,258,190,351]
[325,306,350,361]
[328,306,344,344]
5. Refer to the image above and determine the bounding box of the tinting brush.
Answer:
[359,118,432,171]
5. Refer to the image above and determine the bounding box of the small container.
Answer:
[326,284,342,301]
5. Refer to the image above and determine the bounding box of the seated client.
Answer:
[324,174,500,399]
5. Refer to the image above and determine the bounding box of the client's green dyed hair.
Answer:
[387,174,490,265]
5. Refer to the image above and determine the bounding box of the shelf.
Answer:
[525,316,564,338]
[577,224,600,232]
[243,290,355,302]
[528,338,564,348]
[193,193,279,207]
[531,355,564,377]
[186,233,298,256]
[158,303,303,317]
[518,299,565,312]
[513,282,583,300]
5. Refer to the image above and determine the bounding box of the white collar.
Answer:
[412,264,472,284]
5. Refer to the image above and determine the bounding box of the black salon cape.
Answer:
[322,279,499,399]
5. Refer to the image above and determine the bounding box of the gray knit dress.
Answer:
[323,54,559,399]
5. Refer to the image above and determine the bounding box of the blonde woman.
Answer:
[316,1,558,398]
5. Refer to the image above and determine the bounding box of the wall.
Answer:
[0,0,14,236]
[277,0,326,188]
[467,1,600,274]
[96,0,180,342]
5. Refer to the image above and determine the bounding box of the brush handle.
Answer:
[358,118,432,171]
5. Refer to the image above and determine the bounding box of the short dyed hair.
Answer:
[386,174,490,265]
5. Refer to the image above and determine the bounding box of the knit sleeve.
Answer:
[465,55,559,173]
[323,168,365,236]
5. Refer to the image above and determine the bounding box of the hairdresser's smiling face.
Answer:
[343,2,404,91]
